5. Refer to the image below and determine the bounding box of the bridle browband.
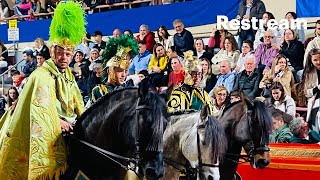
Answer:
[67,97,153,178]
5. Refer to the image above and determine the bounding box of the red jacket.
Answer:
[136,32,156,53]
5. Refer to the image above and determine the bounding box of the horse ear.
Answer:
[200,105,210,121]
[138,78,149,97]
[160,84,174,101]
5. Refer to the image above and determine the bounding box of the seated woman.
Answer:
[259,54,295,96]
[210,86,228,118]
[270,82,296,118]
[148,43,169,87]
[199,57,217,93]
[5,86,19,111]
[167,51,214,114]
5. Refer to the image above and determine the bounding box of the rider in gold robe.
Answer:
[0,1,86,179]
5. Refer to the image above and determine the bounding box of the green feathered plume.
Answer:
[102,35,139,69]
[49,1,86,46]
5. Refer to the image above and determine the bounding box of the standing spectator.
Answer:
[93,30,107,55]
[211,36,240,75]
[304,20,320,66]
[36,52,45,67]
[5,86,19,111]
[304,20,320,49]
[269,109,293,143]
[157,25,174,51]
[200,57,217,93]
[35,0,53,19]
[112,28,122,38]
[0,39,8,73]
[254,12,282,49]
[210,59,235,94]
[234,40,254,73]
[0,0,9,22]
[289,117,320,144]
[172,19,194,57]
[236,0,266,49]
[282,12,305,43]
[233,56,261,100]
[136,24,156,53]
[77,33,95,58]
[33,37,50,60]
[259,54,295,96]
[254,30,280,72]
[276,29,305,82]
[302,48,320,133]
[22,49,37,78]
[168,55,184,87]
[148,43,169,87]
[270,82,296,118]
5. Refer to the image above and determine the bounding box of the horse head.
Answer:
[136,80,173,179]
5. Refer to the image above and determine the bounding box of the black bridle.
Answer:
[67,97,153,177]
[224,109,270,164]
[164,120,219,180]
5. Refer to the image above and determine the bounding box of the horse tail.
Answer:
[206,116,228,163]
[253,100,272,144]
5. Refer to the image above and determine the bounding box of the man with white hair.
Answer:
[289,117,320,144]
[254,30,280,72]
[209,59,235,96]
[233,55,261,99]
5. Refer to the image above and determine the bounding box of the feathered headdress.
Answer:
[183,50,201,85]
[49,1,86,49]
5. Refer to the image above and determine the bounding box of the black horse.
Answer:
[219,99,272,180]
[64,82,173,180]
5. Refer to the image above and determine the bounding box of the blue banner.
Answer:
[0,0,241,44]
[296,0,320,18]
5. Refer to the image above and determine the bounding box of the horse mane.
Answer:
[169,109,197,116]
[252,100,272,145]
[205,115,227,163]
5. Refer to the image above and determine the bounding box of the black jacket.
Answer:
[233,68,262,100]
[281,40,305,71]
[173,29,194,57]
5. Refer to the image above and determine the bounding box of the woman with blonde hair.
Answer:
[211,86,229,118]
[34,37,50,60]
[200,57,217,93]
[259,54,295,96]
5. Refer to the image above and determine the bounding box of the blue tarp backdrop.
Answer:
[296,0,320,18]
[0,0,241,44]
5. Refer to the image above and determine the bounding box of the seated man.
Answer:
[91,36,138,104]
[209,58,235,95]
[167,51,214,114]
[168,55,184,87]
[233,56,261,100]
[22,49,37,78]
[269,109,293,143]
[289,117,320,144]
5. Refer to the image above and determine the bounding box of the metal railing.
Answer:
[0,42,20,95]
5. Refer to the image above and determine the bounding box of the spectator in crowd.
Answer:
[282,12,305,43]
[210,59,235,94]
[270,82,296,118]
[304,20,320,49]
[33,37,50,60]
[11,70,26,93]
[113,28,122,38]
[211,86,228,118]
[5,86,19,111]
[136,24,156,53]
[254,30,280,72]
[289,117,320,144]
[233,56,261,100]
[199,57,217,93]
[22,48,37,78]
[167,55,184,87]
[208,25,233,55]
[162,0,174,4]
[138,70,149,82]
[236,0,266,49]
[93,30,107,55]
[148,43,169,87]
[88,48,101,72]
[269,109,293,143]
[36,52,45,67]
[128,40,152,85]
[234,40,254,73]
[277,29,304,82]
[304,21,320,66]
[123,29,134,38]
[172,19,194,57]
[77,33,95,58]
[259,54,295,96]
[211,36,240,75]
[35,0,54,19]
[254,12,282,49]
[157,25,174,51]
[302,48,320,134]
[0,39,8,73]
[194,38,212,60]
[14,0,36,21]
[0,0,9,21]
[229,90,245,104]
